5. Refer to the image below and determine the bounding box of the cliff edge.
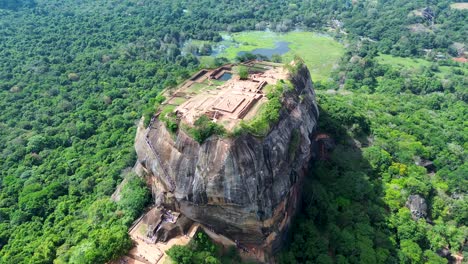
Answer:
[134,61,319,256]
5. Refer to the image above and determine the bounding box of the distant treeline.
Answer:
[0,0,35,10]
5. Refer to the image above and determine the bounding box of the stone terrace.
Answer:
[162,61,287,131]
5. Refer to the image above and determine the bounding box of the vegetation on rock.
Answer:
[235,81,290,137]
[238,66,249,80]
[166,231,240,264]
[188,116,226,144]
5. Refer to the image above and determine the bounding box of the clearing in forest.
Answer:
[450,3,468,10]
[213,31,344,81]
[376,54,468,77]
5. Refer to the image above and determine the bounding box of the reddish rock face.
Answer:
[134,63,319,257]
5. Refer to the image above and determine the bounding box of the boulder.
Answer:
[406,194,428,220]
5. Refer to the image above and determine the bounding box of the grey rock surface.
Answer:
[406,194,428,220]
[134,63,319,253]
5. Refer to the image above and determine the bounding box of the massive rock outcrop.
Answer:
[134,62,319,255]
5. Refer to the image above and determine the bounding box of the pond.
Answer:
[218,72,232,81]
[237,41,290,59]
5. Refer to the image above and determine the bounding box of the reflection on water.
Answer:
[237,41,290,59]
[218,72,232,81]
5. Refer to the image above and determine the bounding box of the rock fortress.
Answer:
[114,59,319,264]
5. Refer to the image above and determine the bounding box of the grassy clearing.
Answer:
[218,31,277,58]
[169,97,187,106]
[253,63,271,69]
[217,31,344,81]
[160,105,176,117]
[376,54,468,77]
[186,83,208,94]
[377,54,436,68]
[210,79,226,86]
[282,32,344,81]
[450,3,468,10]
[249,66,269,72]
[185,79,223,95]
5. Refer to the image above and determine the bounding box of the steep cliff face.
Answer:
[134,63,319,254]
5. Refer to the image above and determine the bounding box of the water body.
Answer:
[237,41,290,59]
[218,72,232,81]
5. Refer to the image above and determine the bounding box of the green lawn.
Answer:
[282,32,344,81]
[185,79,223,95]
[186,82,208,94]
[169,97,188,106]
[210,79,227,86]
[216,31,344,81]
[160,105,176,116]
[376,54,467,77]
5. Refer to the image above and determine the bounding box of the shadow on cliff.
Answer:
[277,106,398,263]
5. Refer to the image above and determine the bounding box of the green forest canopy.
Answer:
[0,0,466,263]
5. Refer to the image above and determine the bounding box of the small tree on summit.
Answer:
[238,66,249,80]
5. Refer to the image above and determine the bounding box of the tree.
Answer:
[167,245,194,264]
[26,135,47,153]
[198,44,213,56]
[363,146,392,173]
[272,54,282,63]
[189,116,226,143]
[117,173,150,220]
[423,250,447,264]
[316,254,333,264]
[166,231,224,264]
[238,66,249,80]
[399,240,422,264]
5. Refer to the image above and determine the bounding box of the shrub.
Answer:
[238,65,249,80]
[155,94,166,104]
[235,81,288,137]
[143,93,167,128]
[190,231,218,255]
[142,107,154,127]
[235,52,256,62]
[167,245,193,264]
[166,231,224,264]
[187,116,226,143]
[285,55,305,75]
[159,105,178,133]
